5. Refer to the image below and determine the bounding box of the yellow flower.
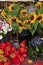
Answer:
[11,16,19,23]
[25,14,29,17]
[36,14,43,23]
[36,2,42,8]
[27,25,30,29]
[30,13,38,24]
[7,18,12,25]
[23,20,29,25]
[20,9,27,14]
[8,3,14,12]
[1,10,7,19]
[19,26,24,30]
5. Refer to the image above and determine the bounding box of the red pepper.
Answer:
[5,45,11,52]
[13,57,20,65]
[11,46,16,53]
[0,62,4,65]
[23,53,27,57]
[35,63,43,65]
[1,42,7,50]
[20,40,26,47]
[18,47,27,53]
[4,61,12,65]
[6,42,11,46]
[5,51,10,56]
[18,55,24,63]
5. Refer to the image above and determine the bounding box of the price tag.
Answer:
[27,5,36,13]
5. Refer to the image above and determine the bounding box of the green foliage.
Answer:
[30,21,38,35]
[12,22,19,33]
[28,41,43,61]
[36,6,43,14]
[28,42,38,61]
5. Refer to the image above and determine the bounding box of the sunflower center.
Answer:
[22,12,26,14]
[12,7,14,10]
[19,23,22,27]
[31,16,34,20]
[28,21,30,24]
[36,16,42,20]
[12,19,16,22]
[37,5,41,8]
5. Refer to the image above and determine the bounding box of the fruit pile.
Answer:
[0,40,27,65]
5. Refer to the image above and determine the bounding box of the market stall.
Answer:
[0,1,43,65]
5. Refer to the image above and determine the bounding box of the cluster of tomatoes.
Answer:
[0,40,27,65]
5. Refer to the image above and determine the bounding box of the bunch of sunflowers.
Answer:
[0,2,43,35]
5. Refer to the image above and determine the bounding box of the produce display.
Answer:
[0,1,43,65]
[0,40,27,65]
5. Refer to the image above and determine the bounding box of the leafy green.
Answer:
[30,21,39,35]
[12,22,19,33]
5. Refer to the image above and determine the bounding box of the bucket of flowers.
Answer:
[0,1,43,62]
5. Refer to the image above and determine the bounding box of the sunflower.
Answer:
[19,26,24,33]
[36,2,42,8]
[11,16,18,22]
[30,13,38,24]
[20,9,27,14]
[27,24,30,29]
[23,20,30,25]
[8,3,14,12]
[1,10,7,19]
[36,14,43,23]
[7,18,12,25]
[25,14,30,17]
[11,16,21,24]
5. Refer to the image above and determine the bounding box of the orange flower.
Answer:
[30,13,38,24]
[20,9,27,14]
[1,10,7,19]
[8,3,14,12]
[36,2,42,8]
[36,14,43,23]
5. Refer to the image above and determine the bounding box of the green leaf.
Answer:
[30,21,39,35]
[36,6,43,14]
[36,47,39,52]
[4,7,9,14]
[12,22,19,33]
[40,22,43,28]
